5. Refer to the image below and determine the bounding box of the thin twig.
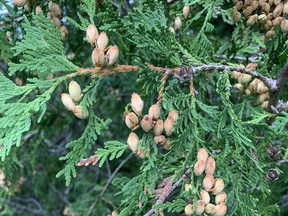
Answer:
[144,168,191,216]
[100,153,134,197]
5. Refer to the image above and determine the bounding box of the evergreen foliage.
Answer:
[0,0,288,215]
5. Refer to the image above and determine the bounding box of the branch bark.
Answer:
[268,61,288,113]
[144,168,191,216]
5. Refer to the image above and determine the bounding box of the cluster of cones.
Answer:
[125,93,179,158]
[184,148,227,216]
[232,0,288,39]
[61,81,88,119]
[231,63,269,108]
[86,24,119,67]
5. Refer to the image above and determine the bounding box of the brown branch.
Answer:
[268,61,288,113]
[144,168,191,216]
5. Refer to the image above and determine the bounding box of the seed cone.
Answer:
[235,1,243,10]
[61,93,75,111]
[262,3,270,14]
[205,203,216,215]
[35,6,43,15]
[247,14,257,27]
[86,24,99,44]
[174,16,182,30]
[49,1,62,18]
[92,48,105,67]
[131,93,144,116]
[273,3,283,17]
[214,204,227,216]
[154,135,166,145]
[281,19,288,33]
[13,0,27,7]
[193,160,206,176]
[234,83,244,92]
[127,132,139,153]
[52,17,61,28]
[106,45,119,65]
[261,100,269,108]
[238,74,252,84]
[211,178,225,195]
[153,119,164,135]
[69,81,82,102]
[200,189,210,204]
[215,191,227,205]
[125,112,139,130]
[148,104,160,120]
[195,200,205,215]
[97,32,109,50]
[168,110,179,122]
[231,70,242,79]
[60,26,69,41]
[205,156,216,175]
[266,29,275,39]
[164,116,174,136]
[73,105,88,119]
[184,204,194,216]
[137,148,146,158]
[202,175,214,191]
[197,148,209,162]
[140,115,153,132]
[183,6,190,19]
[233,12,242,23]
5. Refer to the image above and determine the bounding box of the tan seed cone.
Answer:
[163,138,171,150]
[205,157,216,175]
[211,178,225,195]
[266,29,275,39]
[197,148,209,162]
[153,119,164,135]
[196,200,205,215]
[154,135,166,145]
[245,6,254,17]
[238,74,252,84]
[202,175,214,191]
[97,32,109,50]
[127,132,139,153]
[174,16,182,30]
[73,106,88,119]
[231,70,242,80]
[273,3,283,17]
[106,45,119,65]
[13,0,27,7]
[35,6,43,15]
[140,115,153,132]
[52,17,61,28]
[234,83,244,92]
[205,203,216,214]
[184,204,194,216]
[168,109,179,122]
[214,204,227,216]
[246,14,257,27]
[235,1,243,10]
[131,93,144,115]
[194,160,206,176]
[169,27,175,34]
[261,100,269,108]
[281,19,288,33]
[69,81,82,102]
[215,191,227,205]
[262,3,270,14]
[49,1,62,18]
[200,189,210,204]
[274,0,282,6]
[184,183,192,192]
[251,0,259,10]
[164,116,174,136]
[137,148,146,158]
[92,48,105,67]
[61,93,75,111]
[125,112,139,130]
[148,104,160,120]
[86,24,99,44]
[183,6,190,19]
[284,3,288,15]
[272,16,283,26]
[233,12,241,23]
[60,26,69,41]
